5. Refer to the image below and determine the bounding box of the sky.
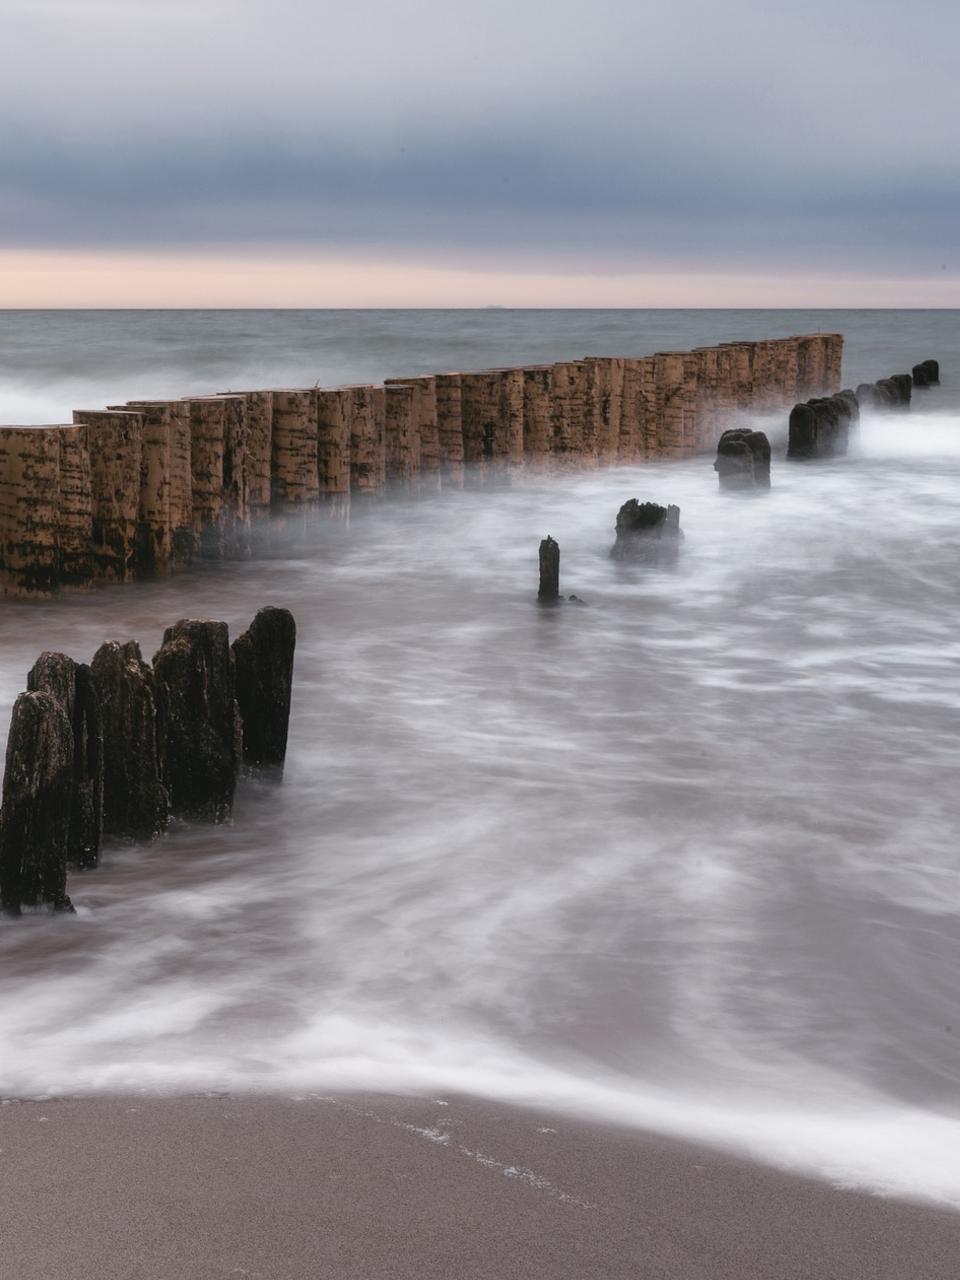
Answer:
[0,0,957,306]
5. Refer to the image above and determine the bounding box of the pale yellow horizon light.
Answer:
[0,249,957,309]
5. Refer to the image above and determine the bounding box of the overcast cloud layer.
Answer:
[1,0,958,287]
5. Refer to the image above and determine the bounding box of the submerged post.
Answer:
[538,536,560,602]
[610,500,682,564]
[714,429,771,490]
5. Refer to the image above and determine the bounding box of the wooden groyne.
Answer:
[0,332,843,597]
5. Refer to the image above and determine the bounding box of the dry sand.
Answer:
[1,1092,957,1279]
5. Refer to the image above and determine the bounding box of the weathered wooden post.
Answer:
[522,366,553,470]
[0,691,74,915]
[921,359,941,385]
[384,382,420,493]
[271,389,320,518]
[57,426,94,588]
[232,607,296,770]
[889,374,913,409]
[152,620,239,822]
[386,375,441,490]
[0,426,62,597]
[73,410,144,581]
[316,388,352,519]
[610,500,682,563]
[434,373,464,488]
[714,429,771,490]
[27,653,103,870]
[538,536,560,602]
[122,400,195,565]
[787,403,818,458]
[342,384,386,502]
[90,641,169,839]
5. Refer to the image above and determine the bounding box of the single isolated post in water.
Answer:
[231,607,296,770]
[90,640,169,839]
[152,620,239,822]
[538,536,560,601]
[27,652,103,869]
[610,500,682,564]
[714,429,771,490]
[0,691,75,915]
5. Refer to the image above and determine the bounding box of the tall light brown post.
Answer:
[91,405,171,575]
[180,397,229,557]
[549,361,588,469]
[342,384,386,500]
[316,387,351,518]
[217,389,272,522]
[124,399,194,565]
[386,375,440,489]
[584,357,624,465]
[384,382,420,492]
[434,373,464,487]
[0,427,62,597]
[72,410,142,582]
[618,358,642,461]
[57,426,93,589]
[458,370,497,478]
[522,366,553,469]
[270,389,320,516]
[653,353,686,457]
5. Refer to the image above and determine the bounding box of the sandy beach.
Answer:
[2,1092,957,1279]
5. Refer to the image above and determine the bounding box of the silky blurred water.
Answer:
[1,311,960,1207]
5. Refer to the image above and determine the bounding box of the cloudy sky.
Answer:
[1,0,957,305]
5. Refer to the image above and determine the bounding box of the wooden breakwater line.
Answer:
[0,332,843,598]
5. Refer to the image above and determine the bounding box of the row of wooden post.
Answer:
[0,332,843,597]
[0,607,296,916]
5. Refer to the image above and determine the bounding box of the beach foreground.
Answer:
[1,1093,957,1279]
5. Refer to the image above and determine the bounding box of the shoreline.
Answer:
[2,1091,957,1279]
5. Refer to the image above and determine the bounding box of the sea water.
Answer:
[1,309,959,1207]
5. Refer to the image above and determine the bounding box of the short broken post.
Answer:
[714,429,771,490]
[232,607,296,771]
[538,536,560,602]
[610,500,682,564]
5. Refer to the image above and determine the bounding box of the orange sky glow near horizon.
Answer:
[0,250,957,310]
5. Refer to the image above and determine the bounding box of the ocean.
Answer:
[1,308,959,1207]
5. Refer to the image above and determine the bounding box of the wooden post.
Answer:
[538,536,560,602]
[91,641,169,840]
[152,620,239,823]
[27,653,104,870]
[123,400,195,565]
[384,382,420,492]
[435,373,464,488]
[316,388,352,519]
[0,691,74,915]
[232,607,296,770]
[0,427,62,597]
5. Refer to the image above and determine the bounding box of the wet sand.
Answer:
[1,1092,957,1279]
